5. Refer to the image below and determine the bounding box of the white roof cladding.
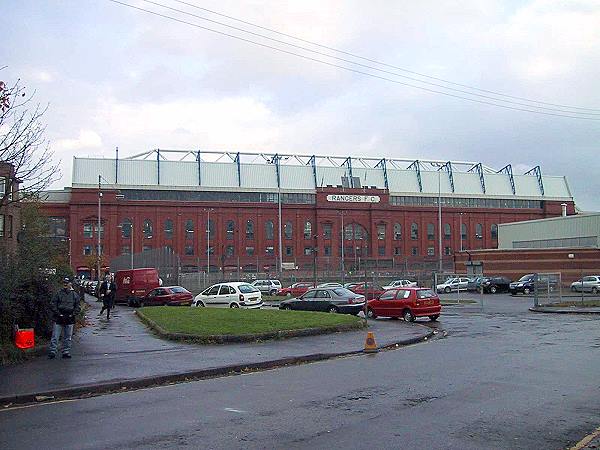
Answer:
[72,151,573,200]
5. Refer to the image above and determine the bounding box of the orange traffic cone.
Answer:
[364,331,378,353]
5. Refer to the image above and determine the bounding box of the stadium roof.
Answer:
[71,149,573,200]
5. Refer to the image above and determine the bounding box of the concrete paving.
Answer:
[0,295,431,402]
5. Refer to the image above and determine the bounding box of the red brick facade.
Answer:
[40,185,575,277]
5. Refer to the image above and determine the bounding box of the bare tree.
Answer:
[0,75,60,210]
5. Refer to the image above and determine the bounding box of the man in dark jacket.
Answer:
[98,273,116,320]
[48,277,81,359]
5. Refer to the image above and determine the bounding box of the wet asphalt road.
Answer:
[1,294,599,450]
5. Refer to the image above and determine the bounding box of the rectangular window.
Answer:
[48,217,67,237]
[6,215,12,238]
[394,247,401,256]
[185,245,194,256]
[378,246,385,256]
[304,247,312,255]
[83,223,93,238]
[246,246,254,256]
[323,223,332,240]
[444,246,452,255]
[142,245,152,252]
[377,224,386,240]
[285,246,293,256]
[265,246,274,255]
[121,246,130,255]
[324,246,331,256]
[411,247,418,256]
[0,214,5,237]
[83,245,92,255]
[427,246,435,256]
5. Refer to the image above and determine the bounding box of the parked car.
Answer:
[251,279,282,296]
[277,282,315,297]
[317,282,344,288]
[367,287,441,322]
[509,274,536,295]
[480,276,512,294]
[382,279,418,290]
[349,282,385,300]
[436,277,470,294]
[279,288,364,315]
[570,276,600,294]
[137,286,193,307]
[466,277,487,292]
[115,268,161,306]
[193,282,263,309]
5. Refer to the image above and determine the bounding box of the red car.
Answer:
[277,282,315,297]
[138,286,193,307]
[350,282,385,300]
[367,287,441,322]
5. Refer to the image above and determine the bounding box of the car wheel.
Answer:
[490,286,497,294]
[283,305,292,310]
[523,287,531,295]
[230,303,240,308]
[269,289,277,296]
[197,301,205,307]
[328,306,338,314]
[403,309,415,322]
[429,315,439,322]
[444,286,451,293]
[592,287,598,295]
[366,308,377,319]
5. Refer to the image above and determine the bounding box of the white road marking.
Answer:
[224,408,246,413]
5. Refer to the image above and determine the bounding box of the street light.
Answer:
[459,212,464,252]
[339,211,345,285]
[204,208,215,278]
[438,168,443,273]
[97,175,112,280]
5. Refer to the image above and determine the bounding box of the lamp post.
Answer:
[204,208,214,279]
[438,168,443,272]
[340,211,345,285]
[459,212,464,252]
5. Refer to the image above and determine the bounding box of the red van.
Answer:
[366,287,441,322]
[115,268,160,306]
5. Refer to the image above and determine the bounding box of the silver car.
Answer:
[570,276,600,294]
[251,279,282,295]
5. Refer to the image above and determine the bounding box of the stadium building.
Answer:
[40,149,576,279]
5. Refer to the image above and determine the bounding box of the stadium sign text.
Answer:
[326,194,381,203]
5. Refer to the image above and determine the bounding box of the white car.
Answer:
[193,282,263,309]
[382,279,418,290]
[436,277,470,294]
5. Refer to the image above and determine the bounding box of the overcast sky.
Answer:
[3,0,600,209]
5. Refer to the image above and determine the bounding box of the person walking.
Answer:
[98,273,116,320]
[48,277,81,359]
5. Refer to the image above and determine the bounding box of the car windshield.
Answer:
[518,275,533,281]
[417,289,436,298]
[170,287,187,293]
[333,288,355,296]
[238,284,259,293]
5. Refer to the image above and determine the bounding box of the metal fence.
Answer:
[533,272,562,306]
[110,247,179,286]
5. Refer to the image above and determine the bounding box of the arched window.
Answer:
[121,218,132,238]
[226,220,234,240]
[354,224,366,240]
[491,223,498,240]
[284,221,292,239]
[246,220,254,239]
[304,221,312,239]
[393,223,402,240]
[225,245,234,257]
[461,223,468,240]
[163,219,173,240]
[377,224,386,240]
[143,219,153,239]
[444,223,451,240]
[207,219,215,240]
[265,220,274,240]
[411,223,418,240]
[427,223,435,240]
[475,223,483,239]
[185,219,194,240]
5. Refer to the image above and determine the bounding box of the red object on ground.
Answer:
[15,328,35,349]
[115,268,160,305]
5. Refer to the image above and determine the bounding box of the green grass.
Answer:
[137,306,362,336]
[550,300,600,308]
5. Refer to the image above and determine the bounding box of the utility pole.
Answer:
[204,208,214,281]
[459,212,464,252]
[97,175,102,280]
[438,168,443,273]
[340,211,345,285]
